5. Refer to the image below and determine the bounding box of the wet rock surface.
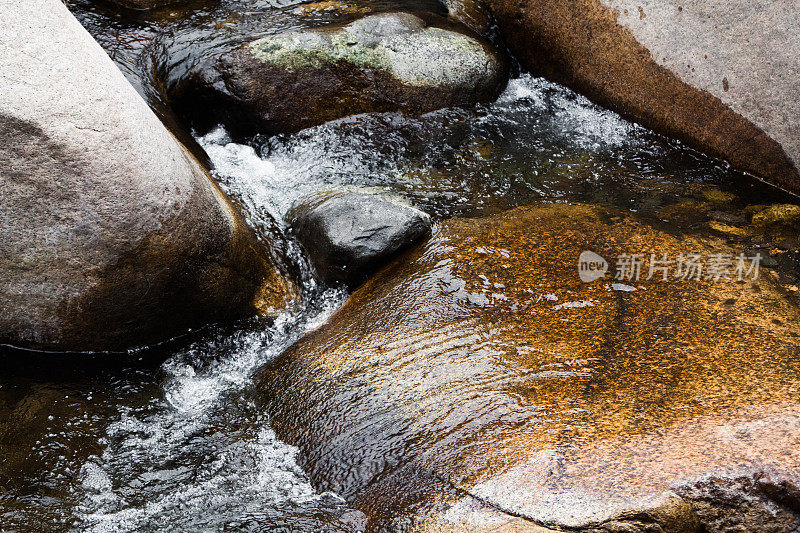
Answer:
[105,0,197,9]
[0,0,290,352]
[289,192,432,287]
[6,0,800,529]
[170,11,508,136]
[257,203,800,531]
[487,0,800,195]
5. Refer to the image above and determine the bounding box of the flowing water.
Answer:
[2,1,800,531]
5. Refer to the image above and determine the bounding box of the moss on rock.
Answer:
[170,12,508,137]
[751,203,800,227]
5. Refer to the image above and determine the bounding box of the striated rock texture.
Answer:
[289,192,432,287]
[486,0,800,195]
[0,0,290,352]
[170,12,509,137]
[257,203,800,531]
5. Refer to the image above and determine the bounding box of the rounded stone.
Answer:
[0,0,291,352]
[170,12,509,137]
[288,191,432,287]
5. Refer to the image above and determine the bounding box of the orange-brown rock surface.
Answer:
[258,203,800,531]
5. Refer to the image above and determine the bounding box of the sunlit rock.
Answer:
[486,0,800,195]
[0,0,291,352]
[170,12,508,137]
[257,203,800,531]
[103,0,202,9]
[293,0,372,17]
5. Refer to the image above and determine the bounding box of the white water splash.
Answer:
[197,74,644,225]
[78,284,344,532]
[76,288,347,532]
[199,125,371,224]
[75,118,351,530]
[497,75,639,149]
[73,75,645,531]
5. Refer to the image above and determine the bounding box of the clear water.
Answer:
[200,74,731,220]
[2,2,799,531]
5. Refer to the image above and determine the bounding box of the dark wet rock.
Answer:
[104,0,198,9]
[257,203,800,531]
[486,0,800,195]
[0,0,292,352]
[288,192,432,287]
[170,12,508,137]
[442,0,491,34]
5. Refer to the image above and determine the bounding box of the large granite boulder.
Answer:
[257,203,800,531]
[486,0,800,196]
[0,0,291,352]
[170,12,509,137]
[288,192,432,287]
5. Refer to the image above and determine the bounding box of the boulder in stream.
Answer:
[288,192,432,287]
[258,203,800,531]
[487,0,800,196]
[103,0,199,9]
[170,12,509,137]
[0,0,291,352]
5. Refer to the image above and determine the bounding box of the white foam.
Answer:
[73,74,648,529]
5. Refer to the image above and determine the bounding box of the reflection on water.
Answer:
[2,1,799,530]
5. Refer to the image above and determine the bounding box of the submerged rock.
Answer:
[258,203,800,531]
[751,204,800,227]
[487,0,800,195]
[288,192,432,287]
[170,12,508,137]
[293,1,372,17]
[0,0,291,352]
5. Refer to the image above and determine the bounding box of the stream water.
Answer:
[2,1,799,531]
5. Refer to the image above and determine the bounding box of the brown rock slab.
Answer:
[257,203,800,531]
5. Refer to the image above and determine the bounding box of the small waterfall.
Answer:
[72,127,356,531]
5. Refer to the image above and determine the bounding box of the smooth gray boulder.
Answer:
[488,0,800,195]
[288,192,432,287]
[0,0,290,352]
[170,12,509,137]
